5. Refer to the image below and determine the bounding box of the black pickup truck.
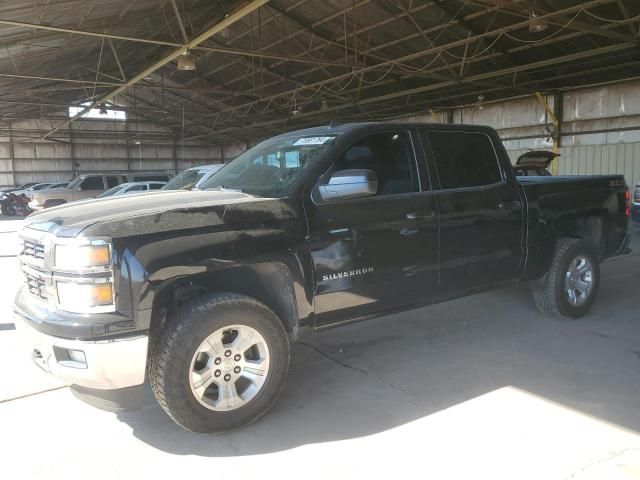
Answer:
[14,123,631,432]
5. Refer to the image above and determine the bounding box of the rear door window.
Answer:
[424,131,502,189]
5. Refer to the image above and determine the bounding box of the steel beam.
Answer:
[197,0,620,120]
[41,0,270,140]
[185,41,636,140]
[0,16,364,69]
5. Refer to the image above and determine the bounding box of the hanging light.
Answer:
[528,2,548,33]
[320,100,329,111]
[476,94,485,110]
[178,51,196,71]
[291,99,301,116]
[98,103,108,115]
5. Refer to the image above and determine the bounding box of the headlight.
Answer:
[56,281,114,313]
[55,243,111,270]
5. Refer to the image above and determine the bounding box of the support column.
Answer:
[173,137,179,173]
[125,121,131,173]
[535,92,561,175]
[8,121,15,186]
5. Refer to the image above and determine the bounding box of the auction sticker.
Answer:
[293,136,335,146]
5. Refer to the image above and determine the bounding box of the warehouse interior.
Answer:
[1,1,640,478]
[0,0,638,186]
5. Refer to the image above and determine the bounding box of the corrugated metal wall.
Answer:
[3,80,639,188]
[406,79,640,188]
[0,117,247,187]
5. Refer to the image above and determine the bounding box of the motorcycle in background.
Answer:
[0,193,32,216]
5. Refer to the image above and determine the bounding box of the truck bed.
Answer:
[518,173,629,260]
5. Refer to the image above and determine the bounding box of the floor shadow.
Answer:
[115,230,640,456]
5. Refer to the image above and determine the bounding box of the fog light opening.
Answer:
[68,349,86,364]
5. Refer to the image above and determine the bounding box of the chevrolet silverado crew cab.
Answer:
[14,123,632,433]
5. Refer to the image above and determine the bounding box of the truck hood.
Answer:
[23,190,273,237]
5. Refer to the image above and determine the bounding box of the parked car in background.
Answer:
[98,181,167,198]
[513,151,559,176]
[632,182,640,223]
[2,183,58,215]
[46,182,69,190]
[1,182,38,194]
[194,164,226,188]
[162,164,224,190]
[13,183,55,195]
[29,172,170,210]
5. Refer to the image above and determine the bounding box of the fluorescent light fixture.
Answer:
[69,102,126,121]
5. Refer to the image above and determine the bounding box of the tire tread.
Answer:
[148,292,289,433]
[532,237,599,319]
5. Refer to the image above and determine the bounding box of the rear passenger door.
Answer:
[420,128,524,293]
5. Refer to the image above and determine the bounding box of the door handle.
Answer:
[498,201,522,210]
[406,211,435,220]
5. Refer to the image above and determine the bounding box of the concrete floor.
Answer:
[1,215,639,479]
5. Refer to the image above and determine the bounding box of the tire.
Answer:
[0,203,10,216]
[149,292,290,433]
[532,238,600,319]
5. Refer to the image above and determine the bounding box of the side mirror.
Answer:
[319,169,378,201]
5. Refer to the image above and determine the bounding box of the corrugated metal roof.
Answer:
[0,0,638,143]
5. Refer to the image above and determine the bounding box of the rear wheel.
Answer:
[149,292,290,433]
[532,238,600,319]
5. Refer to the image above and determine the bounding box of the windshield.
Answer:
[198,134,337,197]
[98,185,124,198]
[162,169,208,190]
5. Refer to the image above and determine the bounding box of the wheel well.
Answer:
[557,215,605,256]
[150,262,299,337]
[44,198,68,208]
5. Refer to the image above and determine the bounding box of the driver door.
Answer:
[307,128,439,327]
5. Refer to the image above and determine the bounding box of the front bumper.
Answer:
[14,311,148,390]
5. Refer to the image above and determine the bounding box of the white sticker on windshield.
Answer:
[293,136,333,146]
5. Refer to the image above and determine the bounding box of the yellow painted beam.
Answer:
[535,92,559,175]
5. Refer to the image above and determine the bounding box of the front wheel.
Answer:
[532,238,600,319]
[149,292,290,433]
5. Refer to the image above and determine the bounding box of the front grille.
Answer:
[25,272,48,300]
[23,239,45,260]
